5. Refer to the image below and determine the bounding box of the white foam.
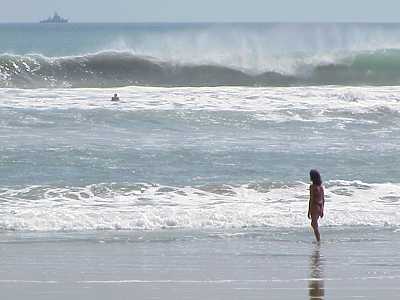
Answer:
[1,85,399,117]
[0,181,399,231]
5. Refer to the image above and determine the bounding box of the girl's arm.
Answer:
[308,185,313,219]
[320,187,325,218]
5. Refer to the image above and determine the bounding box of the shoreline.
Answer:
[0,227,399,299]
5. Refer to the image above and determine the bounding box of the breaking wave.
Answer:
[0,181,399,231]
[2,49,400,88]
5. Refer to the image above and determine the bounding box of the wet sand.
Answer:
[0,228,399,300]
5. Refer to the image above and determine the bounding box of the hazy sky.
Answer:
[1,0,400,23]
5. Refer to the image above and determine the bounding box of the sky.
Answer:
[1,0,400,23]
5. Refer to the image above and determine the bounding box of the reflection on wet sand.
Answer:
[309,247,324,299]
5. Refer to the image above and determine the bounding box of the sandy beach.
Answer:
[0,227,399,299]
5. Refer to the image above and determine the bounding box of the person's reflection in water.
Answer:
[309,247,325,300]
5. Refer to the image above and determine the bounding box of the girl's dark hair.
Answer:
[310,169,322,185]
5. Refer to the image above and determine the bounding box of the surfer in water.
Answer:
[111,93,120,101]
[308,169,325,242]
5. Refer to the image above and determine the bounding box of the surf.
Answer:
[0,181,399,231]
[2,49,400,88]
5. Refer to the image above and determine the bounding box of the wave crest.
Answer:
[1,49,400,88]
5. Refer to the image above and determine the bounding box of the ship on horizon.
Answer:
[40,12,68,23]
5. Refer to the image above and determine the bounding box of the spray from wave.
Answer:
[2,49,400,88]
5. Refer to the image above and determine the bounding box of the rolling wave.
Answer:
[0,181,399,231]
[1,49,400,88]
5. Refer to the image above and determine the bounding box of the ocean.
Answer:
[1,23,400,299]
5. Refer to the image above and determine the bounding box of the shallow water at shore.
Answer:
[0,227,399,299]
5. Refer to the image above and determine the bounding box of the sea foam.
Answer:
[0,181,399,231]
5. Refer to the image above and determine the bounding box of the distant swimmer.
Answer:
[308,169,325,243]
[111,93,120,101]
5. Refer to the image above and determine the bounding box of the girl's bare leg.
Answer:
[311,218,320,242]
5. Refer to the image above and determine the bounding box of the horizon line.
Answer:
[2,21,400,24]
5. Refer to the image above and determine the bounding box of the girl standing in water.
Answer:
[308,169,325,242]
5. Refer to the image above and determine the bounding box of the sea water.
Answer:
[0,22,400,234]
[0,84,399,230]
[1,23,400,299]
